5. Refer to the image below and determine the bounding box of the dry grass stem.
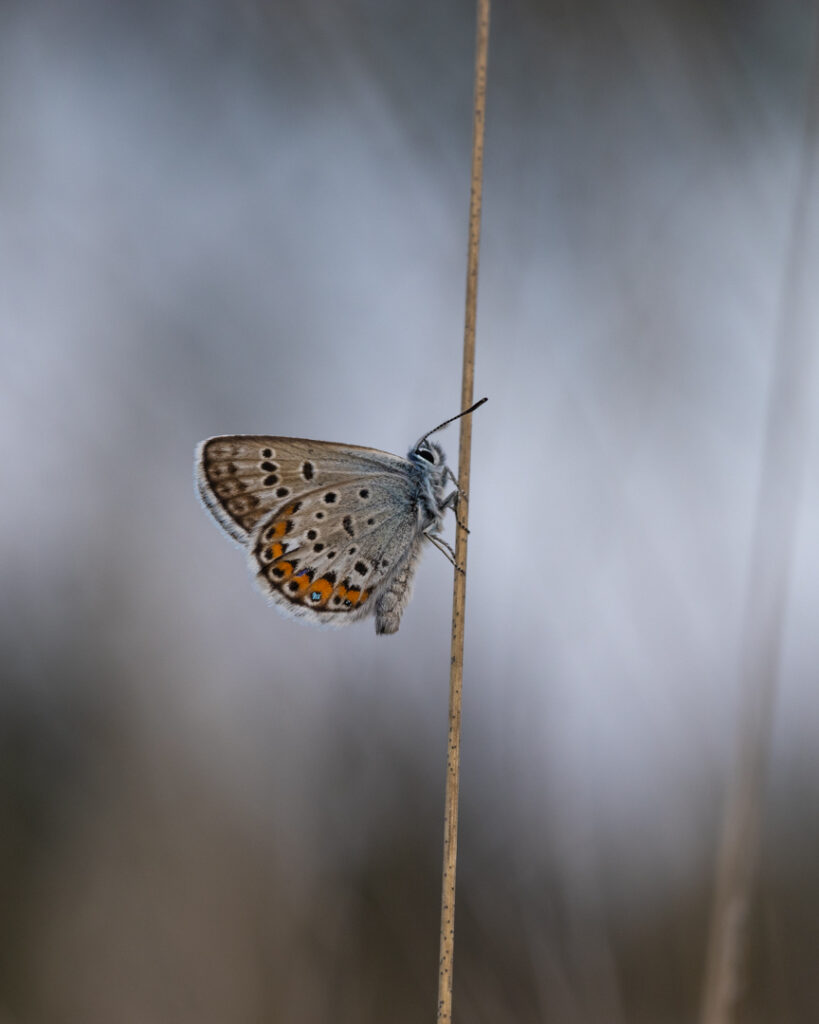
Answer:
[699,17,819,1024]
[436,2,490,1022]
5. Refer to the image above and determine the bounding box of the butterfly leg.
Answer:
[440,488,470,535]
[443,467,473,532]
[425,531,465,574]
[444,465,468,498]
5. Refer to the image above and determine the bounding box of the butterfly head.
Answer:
[409,437,446,469]
[408,438,449,530]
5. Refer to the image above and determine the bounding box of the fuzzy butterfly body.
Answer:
[196,429,462,634]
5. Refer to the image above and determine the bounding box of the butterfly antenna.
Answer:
[420,397,488,445]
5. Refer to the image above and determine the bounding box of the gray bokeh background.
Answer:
[2,1,818,1021]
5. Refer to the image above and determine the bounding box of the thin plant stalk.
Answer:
[436,2,490,1022]
[699,16,819,1023]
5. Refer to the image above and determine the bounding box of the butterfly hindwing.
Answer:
[248,472,421,626]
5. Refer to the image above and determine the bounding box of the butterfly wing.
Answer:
[196,435,410,544]
[248,471,424,628]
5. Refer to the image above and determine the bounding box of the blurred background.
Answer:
[1,0,818,1020]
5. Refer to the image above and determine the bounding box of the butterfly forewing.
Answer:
[196,435,409,543]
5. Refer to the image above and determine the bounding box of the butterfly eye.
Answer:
[417,447,435,463]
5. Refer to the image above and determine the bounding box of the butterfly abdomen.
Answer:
[374,538,424,635]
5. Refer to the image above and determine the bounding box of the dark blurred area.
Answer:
[2,0,818,1020]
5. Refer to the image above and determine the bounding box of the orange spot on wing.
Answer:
[291,573,312,596]
[308,578,333,607]
[275,561,294,581]
[334,584,359,608]
[360,590,369,604]
[270,542,284,560]
[270,520,288,540]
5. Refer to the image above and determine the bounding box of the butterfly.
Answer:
[195,398,486,634]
